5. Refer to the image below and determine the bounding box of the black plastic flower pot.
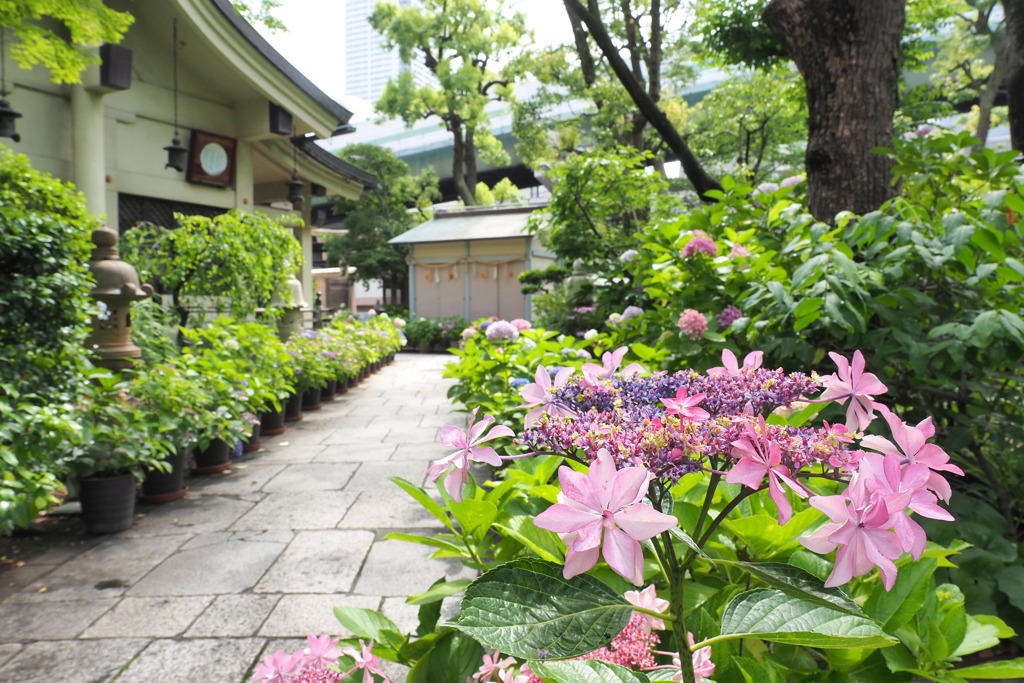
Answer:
[79,472,137,534]
[194,437,232,474]
[242,422,263,453]
[260,406,287,436]
[284,392,304,423]
[301,386,322,411]
[140,447,189,503]
[321,379,338,401]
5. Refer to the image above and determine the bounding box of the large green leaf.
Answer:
[333,605,401,642]
[451,558,632,659]
[949,657,1024,679]
[863,557,937,632]
[705,589,897,649]
[406,628,484,683]
[717,560,863,616]
[529,659,652,682]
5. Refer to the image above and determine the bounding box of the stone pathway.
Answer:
[0,353,468,682]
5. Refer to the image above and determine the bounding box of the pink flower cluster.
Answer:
[514,348,961,590]
[251,635,390,683]
[682,230,718,257]
[677,309,707,339]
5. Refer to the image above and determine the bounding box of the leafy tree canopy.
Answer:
[325,144,439,288]
[370,0,529,204]
[0,0,134,83]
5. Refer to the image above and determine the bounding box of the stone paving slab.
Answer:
[261,462,358,492]
[354,537,475,597]
[123,493,257,536]
[184,593,282,638]
[185,464,288,497]
[258,593,380,638]
[336,489,447,530]
[0,643,20,668]
[344,460,432,491]
[128,534,289,597]
[0,638,147,683]
[82,595,214,638]
[314,442,399,462]
[229,491,359,531]
[247,443,328,464]
[115,637,264,683]
[255,529,375,594]
[0,598,117,641]
[6,535,186,604]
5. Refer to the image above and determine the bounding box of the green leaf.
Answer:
[493,519,565,564]
[951,615,1002,657]
[948,658,1024,679]
[407,578,473,605]
[715,560,864,616]
[406,628,485,683]
[863,557,937,632]
[706,589,897,649]
[452,558,632,659]
[529,659,652,682]
[390,477,455,532]
[334,606,402,642]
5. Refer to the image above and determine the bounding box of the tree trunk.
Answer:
[1004,0,1024,151]
[450,118,477,205]
[466,126,479,195]
[563,0,723,200]
[763,0,904,222]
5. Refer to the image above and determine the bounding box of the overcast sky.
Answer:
[258,0,572,118]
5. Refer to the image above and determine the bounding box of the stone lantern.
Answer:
[85,226,154,370]
[275,274,308,341]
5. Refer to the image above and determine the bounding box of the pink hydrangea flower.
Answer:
[730,243,750,259]
[340,639,390,683]
[660,387,710,423]
[818,350,888,432]
[519,365,576,428]
[533,449,677,585]
[623,584,670,632]
[251,650,304,683]
[859,408,964,501]
[707,349,763,377]
[428,408,514,502]
[682,231,718,257]
[473,651,517,682]
[510,318,532,331]
[800,468,904,590]
[650,633,714,682]
[725,416,808,524]
[581,347,644,386]
[301,634,342,669]
[677,310,707,340]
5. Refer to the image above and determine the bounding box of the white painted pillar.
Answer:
[70,85,107,218]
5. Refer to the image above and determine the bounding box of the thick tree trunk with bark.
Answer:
[1004,0,1024,151]
[763,0,904,222]
[450,118,477,205]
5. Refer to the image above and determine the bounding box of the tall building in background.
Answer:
[344,0,434,105]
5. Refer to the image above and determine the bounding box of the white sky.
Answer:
[258,0,573,117]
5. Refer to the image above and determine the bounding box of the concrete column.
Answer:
[234,141,253,210]
[71,85,107,218]
[407,259,416,316]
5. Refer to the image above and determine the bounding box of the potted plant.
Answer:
[60,369,173,533]
[177,328,255,474]
[404,316,440,353]
[285,330,336,414]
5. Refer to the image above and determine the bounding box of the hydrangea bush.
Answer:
[410,347,1023,682]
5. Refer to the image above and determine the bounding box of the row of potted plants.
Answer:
[15,312,405,534]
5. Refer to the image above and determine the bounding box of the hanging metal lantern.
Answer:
[287,174,304,207]
[164,136,187,171]
[0,98,20,142]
